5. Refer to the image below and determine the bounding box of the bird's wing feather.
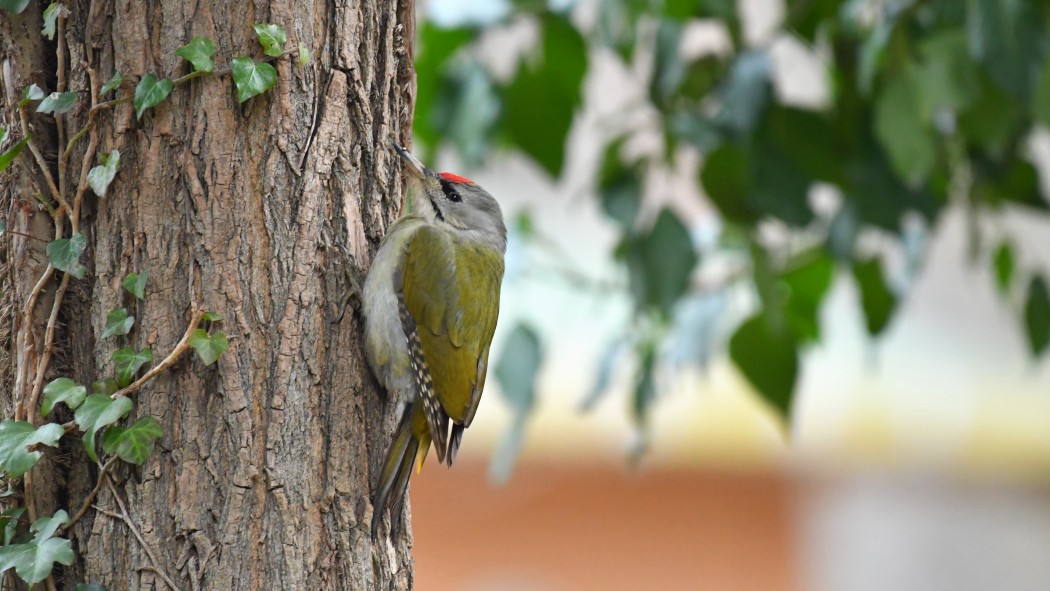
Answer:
[401,227,504,434]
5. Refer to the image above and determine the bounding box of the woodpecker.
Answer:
[363,144,506,540]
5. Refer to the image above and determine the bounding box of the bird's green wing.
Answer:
[400,227,504,432]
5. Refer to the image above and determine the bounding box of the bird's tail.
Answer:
[371,401,431,541]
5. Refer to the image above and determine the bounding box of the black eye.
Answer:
[439,179,462,203]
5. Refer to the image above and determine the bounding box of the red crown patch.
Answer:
[439,172,474,185]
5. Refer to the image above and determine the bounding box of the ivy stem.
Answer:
[25,272,72,426]
[111,309,205,401]
[97,480,183,591]
[18,109,69,216]
[59,456,118,535]
[56,13,67,201]
[1,229,49,243]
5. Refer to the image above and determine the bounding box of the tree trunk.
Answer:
[2,0,416,588]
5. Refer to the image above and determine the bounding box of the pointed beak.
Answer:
[394,144,428,178]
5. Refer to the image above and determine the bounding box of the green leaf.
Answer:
[993,241,1014,294]
[99,72,122,96]
[501,13,586,177]
[75,585,108,591]
[1035,57,1050,129]
[74,395,133,463]
[41,3,62,40]
[782,253,836,343]
[111,347,152,387]
[729,312,798,419]
[852,257,897,337]
[413,23,476,150]
[0,0,30,14]
[1024,275,1050,358]
[87,148,120,197]
[252,23,287,57]
[714,50,772,136]
[102,417,163,464]
[0,134,30,173]
[201,311,223,322]
[122,270,148,299]
[596,139,640,227]
[230,57,277,103]
[494,324,543,413]
[297,43,311,67]
[875,67,935,187]
[188,329,227,366]
[175,36,216,73]
[700,144,755,223]
[0,508,25,545]
[102,307,134,338]
[0,220,5,237]
[622,208,698,317]
[430,60,499,167]
[46,233,86,279]
[37,91,77,115]
[41,377,86,416]
[0,421,64,478]
[92,378,118,396]
[0,510,74,585]
[967,0,1040,101]
[133,74,173,120]
[19,84,45,108]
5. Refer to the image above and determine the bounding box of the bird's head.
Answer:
[394,144,507,254]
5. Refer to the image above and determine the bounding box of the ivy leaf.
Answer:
[101,307,134,338]
[0,134,30,173]
[122,270,148,300]
[46,233,87,279]
[297,43,311,67]
[0,220,5,237]
[37,91,77,115]
[74,395,132,462]
[41,3,62,40]
[17,84,44,109]
[0,508,25,545]
[87,149,120,197]
[0,0,31,15]
[92,378,118,396]
[133,74,173,120]
[99,72,122,96]
[1024,275,1050,358]
[0,510,74,585]
[41,377,87,416]
[101,417,163,464]
[188,329,227,366]
[0,421,64,478]
[252,23,287,57]
[111,347,152,387]
[729,312,798,419]
[175,36,217,73]
[201,311,223,322]
[230,57,277,103]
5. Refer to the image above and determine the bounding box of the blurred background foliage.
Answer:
[411,0,1050,471]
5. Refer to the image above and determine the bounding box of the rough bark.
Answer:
[1,0,416,589]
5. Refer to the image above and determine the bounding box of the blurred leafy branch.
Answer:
[416,0,1050,467]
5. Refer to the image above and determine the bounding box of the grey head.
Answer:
[394,144,507,254]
